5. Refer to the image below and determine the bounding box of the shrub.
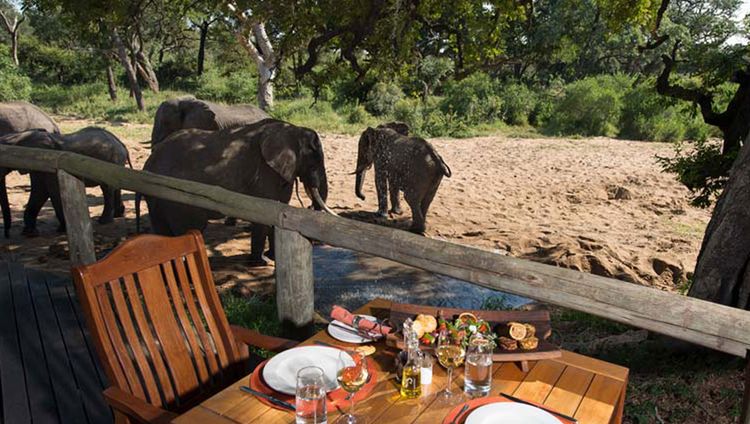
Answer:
[365,81,404,116]
[19,36,102,85]
[393,98,424,132]
[345,103,372,124]
[0,46,32,101]
[441,73,503,125]
[194,67,258,104]
[544,75,631,137]
[620,84,687,142]
[500,82,536,126]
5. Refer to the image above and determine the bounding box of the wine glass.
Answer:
[335,350,369,424]
[436,327,466,401]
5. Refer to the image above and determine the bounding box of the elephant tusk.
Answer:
[311,188,339,217]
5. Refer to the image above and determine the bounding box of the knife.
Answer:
[240,386,296,411]
[330,322,379,339]
[451,403,470,424]
[500,392,578,423]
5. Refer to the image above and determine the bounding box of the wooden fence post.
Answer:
[274,227,314,339]
[57,170,96,266]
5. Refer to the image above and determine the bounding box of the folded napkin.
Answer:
[330,305,392,336]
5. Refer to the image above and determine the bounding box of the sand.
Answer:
[0,119,710,293]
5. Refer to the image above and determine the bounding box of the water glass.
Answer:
[296,366,328,424]
[464,335,493,397]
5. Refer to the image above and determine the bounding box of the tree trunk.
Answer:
[10,28,19,66]
[106,61,118,101]
[257,63,274,111]
[197,21,209,76]
[135,50,159,93]
[227,5,276,110]
[111,30,145,111]
[689,129,750,309]
[0,11,24,67]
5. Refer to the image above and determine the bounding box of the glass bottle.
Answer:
[400,345,422,398]
[395,318,419,383]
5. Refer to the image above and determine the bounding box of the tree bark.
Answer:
[197,21,209,76]
[689,130,750,309]
[228,3,276,110]
[135,50,159,93]
[105,58,118,101]
[0,10,24,67]
[111,30,145,111]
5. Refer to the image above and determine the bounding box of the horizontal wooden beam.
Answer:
[2,144,750,357]
[279,208,750,357]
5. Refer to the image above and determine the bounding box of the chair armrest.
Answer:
[230,325,299,353]
[103,387,177,424]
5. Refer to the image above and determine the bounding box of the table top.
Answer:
[173,299,629,424]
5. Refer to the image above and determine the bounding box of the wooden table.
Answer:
[173,299,629,424]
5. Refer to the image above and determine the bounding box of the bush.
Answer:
[441,73,503,125]
[500,82,536,126]
[0,46,32,101]
[365,81,404,116]
[194,67,258,104]
[620,84,687,142]
[393,97,424,132]
[545,75,631,137]
[19,36,102,85]
[344,103,372,124]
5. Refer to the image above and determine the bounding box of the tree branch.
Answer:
[0,9,14,34]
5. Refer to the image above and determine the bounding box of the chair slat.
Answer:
[95,285,147,400]
[184,254,234,368]
[136,266,201,400]
[121,274,177,405]
[109,278,163,405]
[161,261,211,387]
[172,257,222,376]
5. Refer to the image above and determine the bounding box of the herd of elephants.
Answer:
[0,97,451,266]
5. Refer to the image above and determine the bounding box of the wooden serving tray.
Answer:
[384,302,561,368]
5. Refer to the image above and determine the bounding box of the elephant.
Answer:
[0,101,60,136]
[354,126,451,234]
[0,127,130,237]
[150,96,270,146]
[140,119,336,266]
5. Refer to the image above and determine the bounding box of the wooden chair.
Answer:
[72,230,297,424]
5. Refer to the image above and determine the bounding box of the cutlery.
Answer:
[451,403,470,424]
[330,322,379,339]
[499,392,578,423]
[240,385,296,411]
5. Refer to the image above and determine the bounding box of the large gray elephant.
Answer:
[151,96,270,145]
[0,127,130,237]
[354,126,451,234]
[141,119,336,266]
[0,101,60,136]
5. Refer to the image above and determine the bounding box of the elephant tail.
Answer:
[135,192,142,233]
[426,143,452,178]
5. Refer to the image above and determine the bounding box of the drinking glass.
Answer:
[464,334,493,397]
[335,350,369,424]
[436,328,466,400]
[296,366,328,424]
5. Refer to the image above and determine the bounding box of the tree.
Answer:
[0,2,25,66]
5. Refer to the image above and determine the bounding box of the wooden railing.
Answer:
[2,145,750,362]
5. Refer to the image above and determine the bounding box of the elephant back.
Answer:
[0,102,60,136]
[62,126,129,165]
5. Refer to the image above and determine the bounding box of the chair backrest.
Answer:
[72,230,247,412]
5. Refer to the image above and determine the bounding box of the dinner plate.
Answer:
[327,315,378,344]
[262,346,354,395]
[465,403,561,424]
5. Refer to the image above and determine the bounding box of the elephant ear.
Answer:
[260,134,297,183]
[182,99,217,129]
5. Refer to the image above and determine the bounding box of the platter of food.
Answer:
[385,303,561,363]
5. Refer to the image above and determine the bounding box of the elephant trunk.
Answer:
[0,175,10,238]
[355,169,367,201]
[304,185,338,217]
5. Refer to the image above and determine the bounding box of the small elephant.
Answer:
[0,101,60,136]
[0,127,130,237]
[141,119,336,266]
[151,96,270,146]
[354,126,451,234]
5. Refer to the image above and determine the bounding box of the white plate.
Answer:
[465,403,561,424]
[327,315,378,344]
[262,346,354,395]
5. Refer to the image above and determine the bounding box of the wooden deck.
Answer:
[0,261,112,424]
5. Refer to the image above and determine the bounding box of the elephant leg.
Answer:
[420,177,442,222]
[388,183,402,215]
[47,177,67,233]
[375,170,388,218]
[249,223,270,267]
[22,174,50,237]
[114,189,125,218]
[99,185,116,224]
[405,192,426,235]
[265,227,275,260]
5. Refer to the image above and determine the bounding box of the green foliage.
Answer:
[441,73,503,125]
[0,45,32,101]
[271,97,377,134]
[19,36,102,85]
[500,82,536,126]
[221,293,281,357]
[545,75,631,137]
[620,84,689,142]
[365,81,404,116]
[193,67,259,104]
[658,139,736,207]
[344,103,372,124]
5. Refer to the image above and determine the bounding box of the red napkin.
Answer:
[330,305,392,336]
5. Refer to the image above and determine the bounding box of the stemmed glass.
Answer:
[436,327,466,401]
[335,350,369,424]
